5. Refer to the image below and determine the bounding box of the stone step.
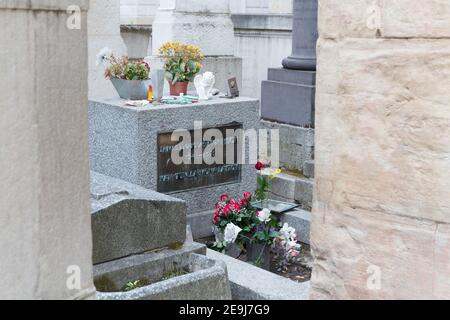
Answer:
[207,249,310,300]
[279,209,311,245]
[267,68,316,85]
[265,172,314,211]
[261,80,315,127]
[303,160,315,179]
[90,172,187,265]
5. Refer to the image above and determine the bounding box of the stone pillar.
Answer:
[0,1,95,299]
[260,0,317,127]
[282,0,317,70]
[151,0,242,94]
[88,0,127,98]
[311,0,450,299]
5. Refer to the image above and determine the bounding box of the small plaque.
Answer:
[251,200,299,214]
[157,123,243,193]
[227,77,240,98]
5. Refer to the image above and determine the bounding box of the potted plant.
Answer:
[211,192,301,271]
[158,41,204,96]
[96,47,151,100]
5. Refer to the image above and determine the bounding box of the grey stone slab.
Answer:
[207,249,310,300]
[261,79,315,126]
[294,178,314,211]
[90,172,187,264]
[269,173,297,200]
[268,68,316,85]
[260,120,314,172]
[303,160,315,179]
[187,210,216,240]
[279,209,311,245]
[96,249,232,300]
[89,97,259,216]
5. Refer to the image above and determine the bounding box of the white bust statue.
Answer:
[194,72,216,100]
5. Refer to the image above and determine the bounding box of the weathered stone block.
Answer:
[95,250,232,300]
[260,120,314,172]
[312,21,450,299]
[270,173,297,200]
[91,172,187,264]
[89,97,259,217]
[303,160,315,179]
[319,0,450,39]
[295,178,314,211]
[261,68,315,127]
[316,39,450,224]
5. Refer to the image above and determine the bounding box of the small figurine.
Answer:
[194,72,216,100]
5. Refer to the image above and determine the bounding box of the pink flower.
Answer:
[233,203,241,211]
[214,210,221,216]
[221,194,229,202]
[212,216,220,224]
[223,205,231,216]
[244,192,252,199]
[215,203,220,209]
[240,198,248,206]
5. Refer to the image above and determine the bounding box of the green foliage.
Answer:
[124,62,150,80]
[255,175,270,201]
[123,279,148,292]
[105,55,150,81]
[162,268,188,281]
[159,42,204,84]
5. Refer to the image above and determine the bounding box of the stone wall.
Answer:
[230,0,292,14]
[88,0,126,98]
[0,1,95,299]
[233,14,292,98]
[311,0,450,299]
[121,0,158,25]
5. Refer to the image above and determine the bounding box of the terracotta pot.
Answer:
[169,81,189,96]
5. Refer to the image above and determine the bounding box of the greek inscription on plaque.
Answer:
[157,123,243,193]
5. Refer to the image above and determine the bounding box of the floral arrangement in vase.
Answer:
[158,41,204,96]
[212,163,301,270]
[96,47,151,100]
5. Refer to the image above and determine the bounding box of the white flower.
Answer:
[280,223,296,241]
[223,223,242,244]
[96,47,113,67]
[257,208,271,223]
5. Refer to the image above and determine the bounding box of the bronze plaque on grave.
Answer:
[157,123,243,193]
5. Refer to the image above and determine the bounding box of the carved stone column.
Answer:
[261,0,318,127]
[282,0,318,71]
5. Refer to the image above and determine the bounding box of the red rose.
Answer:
[212,216,220,224]
[240,198,248,206]
[233,203,241,211]
[221,194,229,202]
[244,192,252,199]
[255,161,265,171]
[215,203,220,209]
[229,198,236,205]
[223,205,231,216]
[214,209,221,216]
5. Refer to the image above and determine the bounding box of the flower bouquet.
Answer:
[212,191,301,271]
